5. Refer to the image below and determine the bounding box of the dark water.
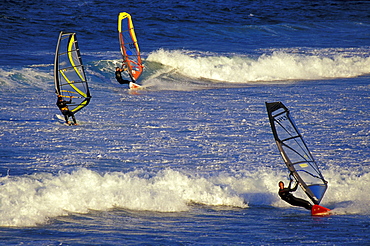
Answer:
[0,0,369,245]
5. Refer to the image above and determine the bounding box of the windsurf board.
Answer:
[129,81,143,90]
[55,114,77,126]
[311,204,331,216]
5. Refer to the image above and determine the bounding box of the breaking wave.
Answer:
[146,48,370,83]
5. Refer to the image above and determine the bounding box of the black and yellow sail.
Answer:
[54,31,91,113]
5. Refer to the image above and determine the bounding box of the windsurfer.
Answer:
[56,95,77,125]
[278,179,312,210]
[115,66,131,85]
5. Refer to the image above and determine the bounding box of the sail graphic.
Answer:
[118,12,143,82]
[54,31,91,113]
[266,102,328,205]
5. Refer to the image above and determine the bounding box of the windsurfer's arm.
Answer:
[288,179,293,189]
[288,172,298,191]
[118,64,135,82]
[121,64,128,71]
[291,181,299,191]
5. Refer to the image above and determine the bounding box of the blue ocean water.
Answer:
[1,0,370,244]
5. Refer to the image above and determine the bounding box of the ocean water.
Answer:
[1,0,370,245]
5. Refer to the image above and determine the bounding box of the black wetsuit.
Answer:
[115,70,131,85]
[56,98,77,124]
[279,180,312,210]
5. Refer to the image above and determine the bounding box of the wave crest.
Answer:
[146,48,370,83]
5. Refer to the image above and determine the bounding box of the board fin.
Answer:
[311,204,331,216]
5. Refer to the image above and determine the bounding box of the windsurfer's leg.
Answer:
[67,111,77,125]
[62,111,69,124]
[118,79,130,84]
[71,114,77,125]
[290,197,312,210]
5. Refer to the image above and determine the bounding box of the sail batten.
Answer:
[266,102,328,205]
[54,31,91,114]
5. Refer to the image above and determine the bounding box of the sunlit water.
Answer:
[0,0,369,244]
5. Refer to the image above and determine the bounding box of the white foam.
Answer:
[0,168,247,227]
[1,164,369,226]
[146,49,370,83]
[320,167,370,215]
[0,67,53,89]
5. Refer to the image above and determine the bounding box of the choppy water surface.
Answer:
[0,0,369,244]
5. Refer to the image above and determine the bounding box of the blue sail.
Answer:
[266,102,328,205]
